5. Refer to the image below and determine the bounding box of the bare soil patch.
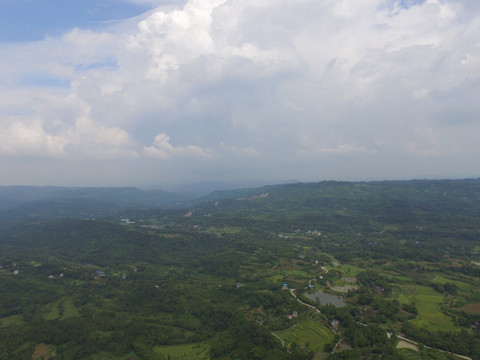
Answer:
[459,302,480,315]
[396,340,419,351]
[32,343,54,360]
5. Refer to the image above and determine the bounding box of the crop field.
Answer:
[202,226,242,235]
[409,285,457,331]
[390,283,458,330]
[154,342,209,360]
[44,300,60,320]
[62,298,80,318]
[3,180,480,359]
[336,264,363,276]
[398,347,466,360]
[432,273,477,293]
[431,274,452,284]
[276,318,334,354]
[44,297,80,320]
[391,284,418,305]
[277,269,311,279]
[31,343,54,360]
[0,314,25,327]
[397,348,424,360]
[90,351,137,360]
[459,302,480,315]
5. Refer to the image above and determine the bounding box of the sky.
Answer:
[0,0,479,189]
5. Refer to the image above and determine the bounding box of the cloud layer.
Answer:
[1,0,479,186]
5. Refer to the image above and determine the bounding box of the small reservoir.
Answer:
[304,290,346,308]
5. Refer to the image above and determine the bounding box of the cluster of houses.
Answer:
[286,311,298,320]
[93,270,105,280]
[278,230,322,239]
[48,273,64,279]
[120,218,135,224]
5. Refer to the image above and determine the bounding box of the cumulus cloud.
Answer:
[0,111,136,159]
[1,0,480,185]
[143,133,214,159]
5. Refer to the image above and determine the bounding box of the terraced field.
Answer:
[276,318,334,354]
[154,342,209,360]
[409,285,457,331]
[0,314,25,327]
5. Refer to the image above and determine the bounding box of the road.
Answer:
[288,288,472,360]
[272,332,285,347]
[290,288,321,314]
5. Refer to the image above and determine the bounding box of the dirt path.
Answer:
[396,339,419,351]
[272,332,285,347]
[290,288,321,314]
[288,287,471,360]
[396,335,472,360]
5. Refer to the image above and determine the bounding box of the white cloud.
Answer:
[0,119,66,157]
[1,0,480,185]
[143,133,214,159]
[0,110,136,159]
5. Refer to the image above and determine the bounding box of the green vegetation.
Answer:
[409,285,457,331]
[1,179,480,359]
[276,316,334,353]
[155,342,209,359]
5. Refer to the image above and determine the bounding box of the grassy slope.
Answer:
[154,342,209,360]
[276,317,334,353]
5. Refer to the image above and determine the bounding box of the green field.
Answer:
[154,342,209,360]
[0,314,25,327]
[391,283,418,305]
[203,226,242,235]
[336,264,363,277]
[409,285,457,331]
[391,283,458,330]
[431,273,475,292]
[397,347,456,360]
[62,298,80,318]
[276,318,334,353]
[44,301,60,320]
[44,297,80,320]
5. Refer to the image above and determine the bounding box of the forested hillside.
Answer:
[0,186,189,228]
[1,179,480,359]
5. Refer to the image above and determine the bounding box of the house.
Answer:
[120,218,135,224]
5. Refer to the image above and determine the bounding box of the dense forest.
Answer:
[1,179,480,359]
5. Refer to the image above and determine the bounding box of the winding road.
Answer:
[288,287,472,359]
[290,288,321,313]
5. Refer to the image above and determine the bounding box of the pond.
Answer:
[304,290,346,308]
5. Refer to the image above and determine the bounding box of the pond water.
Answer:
[304,290,346,308]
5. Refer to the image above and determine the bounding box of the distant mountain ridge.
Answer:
[2,178,480,228]
[0,186,189,228]
[191,178,480,222]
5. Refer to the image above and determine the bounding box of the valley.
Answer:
[1,179,480,359]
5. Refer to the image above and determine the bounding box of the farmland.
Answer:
[1,180,480,359]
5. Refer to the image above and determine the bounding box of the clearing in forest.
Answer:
[276,318,334,354]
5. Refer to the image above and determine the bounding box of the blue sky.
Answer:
[0,0,479,188]
[0,0,156,42]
